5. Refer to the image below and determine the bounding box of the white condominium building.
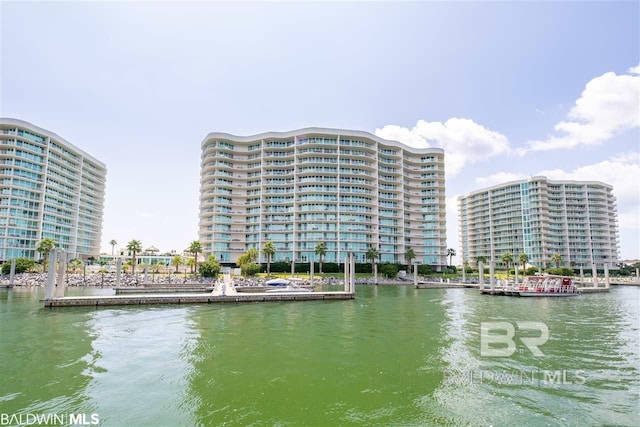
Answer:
[199,128,446,267]
[0,118,106,261]
[458,177,619,269]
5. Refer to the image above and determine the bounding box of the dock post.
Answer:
[414,262,418,287]
[478,261,484,291]
[116,258,122,287]
[462,258,466,283]
[55,250,67,298]
[344,255,349,292]
[310,254,314,288]
[45,249,57,299]
[8,258,16,287]
[580,267,584,287]
[604,264,610,289]
[350,253,355,293]
[143,264,149,284]
[374,263,378,285]
[489,260,495,291]
[515,264,518,286]
[636,268,639,285]
[592,264,598,288]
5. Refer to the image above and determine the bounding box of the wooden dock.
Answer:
[114,286,215,294]
[42,291,354,307]
[415,282,479,289]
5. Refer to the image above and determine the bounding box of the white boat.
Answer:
[265,278,291,286]
[265,285,312,293]
[264,278,312,293]
[506,275,580,297]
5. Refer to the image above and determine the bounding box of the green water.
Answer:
[1,285,638,426]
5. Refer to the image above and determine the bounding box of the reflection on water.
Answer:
[0,285,638,426]
[0,288,96,416]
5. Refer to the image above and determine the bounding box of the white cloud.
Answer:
[629,64,640,75]
[375,118,510,177]
[517,66,640,155]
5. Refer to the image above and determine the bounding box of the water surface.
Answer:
[1,285,638,426]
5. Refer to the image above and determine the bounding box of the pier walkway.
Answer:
[43,291,354,307]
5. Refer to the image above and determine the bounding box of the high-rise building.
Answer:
[0,118,106,261]
[199,128,446,267]
[458,176,619,269]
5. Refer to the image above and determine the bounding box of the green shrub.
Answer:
[379,263,399,278]
[417,265,433,275]
[1,258,35,275]
[199,255,221,278]
[322,262,340,273]
[547,267,574,276]
[355,263,372,273]
[241,262,260,276]
[525,267,540,276]
[269,261,290,273]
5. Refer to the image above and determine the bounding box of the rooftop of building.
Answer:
[0,117,107,169]
[201,127,444,155]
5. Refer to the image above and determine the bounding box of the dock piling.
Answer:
[45,249,57,300]
[489,260,495,291]
[9,258,16,287]
[350,253,355,293]
[54,249,67,298]
[115,258,122,287]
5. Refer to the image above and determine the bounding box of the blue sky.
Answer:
[1,1,638,261]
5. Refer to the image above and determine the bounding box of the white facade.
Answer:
[199,128,446,267]
[0,118,106,261]
[458,176,619,269]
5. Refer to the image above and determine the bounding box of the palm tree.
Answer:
[126,240,142,275]
[315,242,327,274]
[246,247,258,263]
[262,241,276,274]
[518,253,529,273]
[109,239,117,256]
[501,252,514,277]
[405,247,416,274]
[551,253,562,269]
[237,248,259,268]
[68,259,82,273]
[188,240,203,274]
[187,257,196,273]
[36,238,56,271]
[171,255,183,273]
[447,248,456,266]
[366,246,380,274]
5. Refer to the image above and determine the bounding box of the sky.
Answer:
[1,1,638,262]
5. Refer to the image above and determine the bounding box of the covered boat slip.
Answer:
[475,260,614,296]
